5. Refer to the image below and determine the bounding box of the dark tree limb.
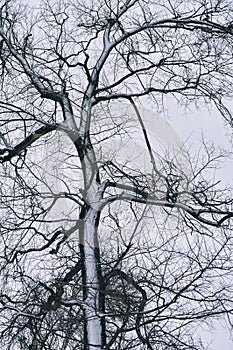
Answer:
[0,124,58,163]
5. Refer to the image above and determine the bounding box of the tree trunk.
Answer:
[75,104,106,349]
[79,205,105,350]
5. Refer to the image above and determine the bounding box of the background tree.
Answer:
[0,0,233,349]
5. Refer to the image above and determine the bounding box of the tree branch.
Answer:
[0,124,58,163]
[101,182,233,227]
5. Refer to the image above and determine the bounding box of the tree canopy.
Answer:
[0,0,233,349]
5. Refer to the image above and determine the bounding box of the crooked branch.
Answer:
[0,124,57,163]
[101,181,233,227]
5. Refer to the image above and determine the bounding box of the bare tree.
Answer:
[0,0,233,349]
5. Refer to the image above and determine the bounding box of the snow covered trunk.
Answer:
[79,206,105,350]
[75,105,106,350]
[72,31,113,349]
